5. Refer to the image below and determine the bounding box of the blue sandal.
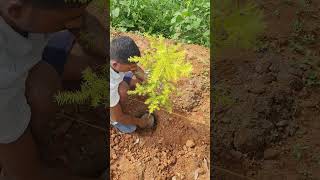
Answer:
[110,120,137,134]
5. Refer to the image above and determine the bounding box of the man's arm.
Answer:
[69,9,108,59]
[62,10,107,81]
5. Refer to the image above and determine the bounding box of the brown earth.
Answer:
[214,1,320,179]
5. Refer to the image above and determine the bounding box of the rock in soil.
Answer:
[186,140,196,148]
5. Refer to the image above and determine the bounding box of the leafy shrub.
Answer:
[55,67,109,107]
[110,0,210,47]
[128,35,192,113]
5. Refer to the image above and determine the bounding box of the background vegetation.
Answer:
[111,0,210,47]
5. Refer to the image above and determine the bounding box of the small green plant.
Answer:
[128,35,192,113]
[55,66,109,107]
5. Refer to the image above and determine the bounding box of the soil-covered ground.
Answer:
[109,32,210,180]
[214,1,320,179]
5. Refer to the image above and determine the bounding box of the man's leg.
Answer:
[25,61,62,149]
[0,128,47,180]
[0,128,100,180]
[20,45,102,180]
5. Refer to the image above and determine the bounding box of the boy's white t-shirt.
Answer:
[0,17,49,143]
[110,67,125,107]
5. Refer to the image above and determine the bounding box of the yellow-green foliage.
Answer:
[55,67,109,107]
[128,35,192,113]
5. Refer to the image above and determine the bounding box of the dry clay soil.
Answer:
[214,1,320,180]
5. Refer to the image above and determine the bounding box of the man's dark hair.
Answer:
[110,36,141,64]
[24,0,92,8]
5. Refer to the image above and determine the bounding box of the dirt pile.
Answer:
[214,53,312,158]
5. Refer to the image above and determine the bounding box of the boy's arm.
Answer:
[110,103,146,128]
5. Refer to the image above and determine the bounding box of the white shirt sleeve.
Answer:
[110,68,125,107]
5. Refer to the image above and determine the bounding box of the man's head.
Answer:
[110,36,141,72]
[0,0,91,33]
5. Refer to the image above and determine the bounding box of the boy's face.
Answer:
[111,60,138,73]
[1,1,87,33]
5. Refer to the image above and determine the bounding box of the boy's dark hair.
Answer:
[110,36,141,64]
[23,0,92,8]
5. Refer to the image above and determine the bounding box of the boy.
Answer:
[110,36,155,133]
[0,0,106,179]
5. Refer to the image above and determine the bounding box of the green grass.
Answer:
[212,0,265,52]
[110,0,210,47]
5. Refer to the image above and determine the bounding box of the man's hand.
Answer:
[75,10,108,59]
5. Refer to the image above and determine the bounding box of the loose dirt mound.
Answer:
[110,32,210,180]
[215,53,303,157]
[214,1,320,179]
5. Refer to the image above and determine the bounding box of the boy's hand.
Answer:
[138,113,155,129]
[132,66,147,82]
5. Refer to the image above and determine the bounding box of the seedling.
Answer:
[55,67,109,107]
[128,35,192,113]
